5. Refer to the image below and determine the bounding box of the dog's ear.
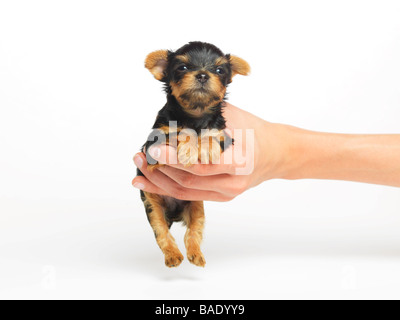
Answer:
[145,50,168,81]
[228,55,251,77]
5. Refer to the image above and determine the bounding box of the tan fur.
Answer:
[144,192,184,267]
[175,128,225,166]
[170,74,194,109]
[177,129,199,167]
[215,56,229,66]
[198,130,224,164]
[148,126,225,167]
[170,72,226,116]
[145,50,168,80]
[183,201,206,267]
[208,73,227,101]
[230,55,251,77]
[175,54,189,64]
[157,125,181,134]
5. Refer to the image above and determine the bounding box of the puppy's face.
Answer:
[145,42,250,115]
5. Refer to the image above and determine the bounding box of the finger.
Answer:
[132,176,169,196]
[133,153,232,202]
[158,165,247,197]
[148,144,236,176]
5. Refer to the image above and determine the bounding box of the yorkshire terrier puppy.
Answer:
[138,41,250,267]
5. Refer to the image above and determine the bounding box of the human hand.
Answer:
[132,102,288,202]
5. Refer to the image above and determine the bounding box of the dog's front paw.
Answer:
[199,137,222,164]
[164,250,184,268]
[178,141,198,167]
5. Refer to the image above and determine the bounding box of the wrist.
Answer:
[259,123,323,182]
[256,122,296,183]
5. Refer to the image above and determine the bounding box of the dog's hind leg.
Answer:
[183,201,206,267]
[142,191,184,268]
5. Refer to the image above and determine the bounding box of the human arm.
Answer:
[132,103,400,202]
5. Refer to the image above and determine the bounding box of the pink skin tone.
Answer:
[132,102,400,202]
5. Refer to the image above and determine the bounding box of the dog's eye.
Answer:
[216,67,225,75]
[178,65,188,71]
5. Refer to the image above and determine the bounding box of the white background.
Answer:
[0,0,400,300]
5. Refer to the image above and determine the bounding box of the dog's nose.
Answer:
[196,73,209,84]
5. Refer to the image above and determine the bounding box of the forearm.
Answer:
[270,124,400,187]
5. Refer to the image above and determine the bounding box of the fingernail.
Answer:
[134,155,143,168]
[149,146,161,159]
[133,182,145,190]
